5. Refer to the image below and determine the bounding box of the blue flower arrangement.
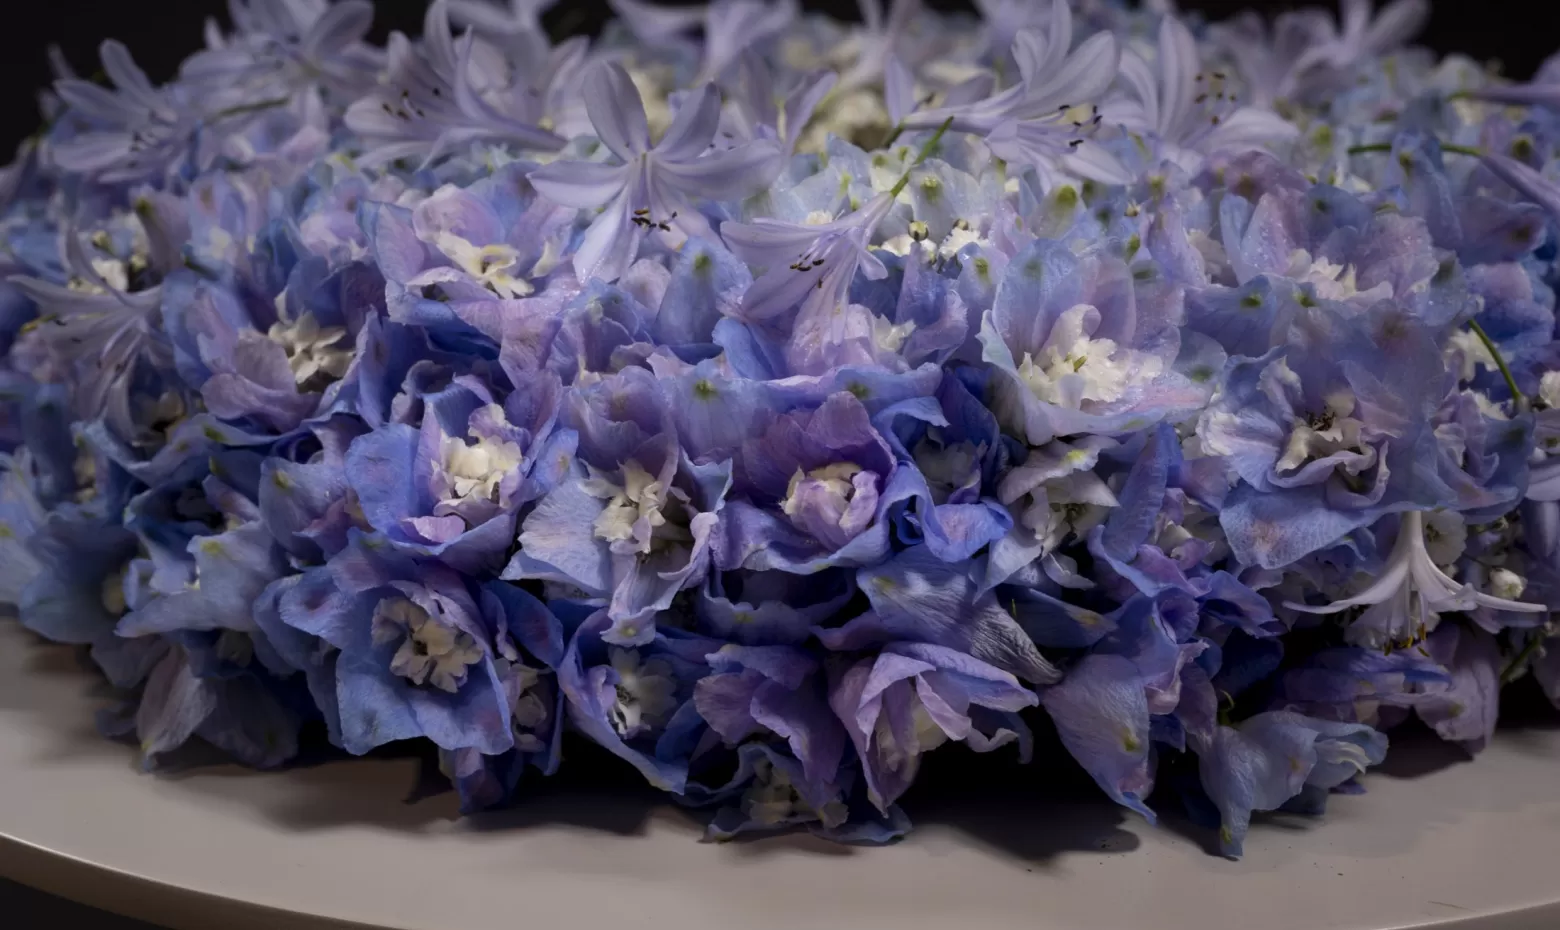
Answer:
[3,0,1559,858]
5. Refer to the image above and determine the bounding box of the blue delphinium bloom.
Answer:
[349,368,574,574]
[716,390,908,574]
[505,367,726,644]
[830,641,1038,812]
[9,0,1560,859]
[979,239,1208,446]
[1198,711,1388,858]
[263,533,514,756]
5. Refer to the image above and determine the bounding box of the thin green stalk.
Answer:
[881,119,907,149]
[1347,141,1483,157]
[887,116,955,199]
[1469,318,1528,412]
[1501,630,1546,685]
[210,97,292,122]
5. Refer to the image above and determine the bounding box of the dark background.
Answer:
[0,0,1551,160]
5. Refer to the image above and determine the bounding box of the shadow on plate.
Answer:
[5,620,1559,866]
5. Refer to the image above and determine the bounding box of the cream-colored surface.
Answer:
[1,618,1557,930]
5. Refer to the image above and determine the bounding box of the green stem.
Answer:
[1347,141,1483,157]
[209,97,292,122]
[881,119,907,149]
[1469,318,1528,412]
[887,116,955,199]
[1501,630,1546,685]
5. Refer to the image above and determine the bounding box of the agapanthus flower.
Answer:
[9,228,170,440]
[528,62,781,284]
[448,0,558,38]
[49,41,201,183]
[1108,16,1298,173]
[1285,510,1542,648]
[181,0,383,109]
[343,0,566,167]
[900,0,1129,190]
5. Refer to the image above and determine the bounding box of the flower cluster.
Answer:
[3,0,1560,857]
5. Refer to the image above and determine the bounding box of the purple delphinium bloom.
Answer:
[979,239,1208,446]
[261,533,513,756]
[0,457,139,655]
[825,544,1063,684]
[1202,302,1461,570]
[348,370,574,574]
[162,272,350,435]
[363,161,575,340]
[506,367,728,645]
[437,580,566,812]
[528,62,782,283]
[716,390,906,574]
[114,636,304,771]
[553,609,709,793]
[1198,711,1387,858]
[693,640,848,822]
[830,641,1038,812]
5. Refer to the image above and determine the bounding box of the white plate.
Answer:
[2,618,1559,930]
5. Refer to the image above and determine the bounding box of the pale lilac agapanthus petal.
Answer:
[656,83,724,163]
[582,62,652,161]
[526,160,630,209]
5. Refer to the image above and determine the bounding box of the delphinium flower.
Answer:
[10,0,1560,862]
